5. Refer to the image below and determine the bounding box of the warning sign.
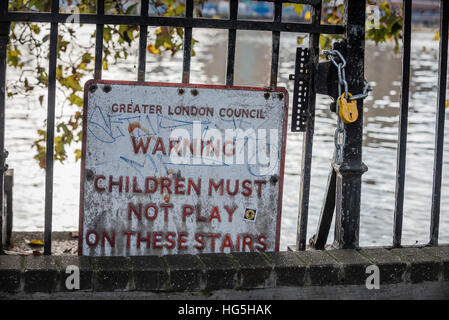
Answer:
[79,80,288,256]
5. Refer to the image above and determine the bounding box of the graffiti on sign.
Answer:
[79,80,288,256]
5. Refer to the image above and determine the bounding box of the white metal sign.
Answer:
[79,80,288,256]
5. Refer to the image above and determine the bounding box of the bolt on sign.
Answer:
[79,80,288,256]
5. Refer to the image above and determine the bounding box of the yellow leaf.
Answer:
[446,99,449,108]
[434,31,439,41]
[10,49,19,57]
[328,15,339,24]
[292,4,303,16]
[29,240,44,246]
[305,11,311,21]
[75,149,82,161]
[147,44,161,55]
[163,41,171,49]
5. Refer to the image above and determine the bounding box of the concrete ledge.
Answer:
[130,256,167,291]
[163,254,203,291]
[326,249,370,285]
[0,246,448,299]
[0,255,21,293]
[391,247,440,283]
[200,253,238,291]
[422,246,449,281]
[24,256,59,293]
[3,281,449,300]
[264,251,306,287]
[231,252,272,289]
[358,248,406,284]
[296,249,340,286]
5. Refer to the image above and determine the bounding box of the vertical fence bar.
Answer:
[311,168,336,249]
[0,1,9,254]
[94,0,105,80]
[4,169,13,248]
[138,0,149,82]
[333,0,367,249]
[225,0,238,86]
[44,0,60,255]
[296,1,321,250]
[393,0,412,248]
[430,0,449,246]
[182,0,194,83]
[270,0,282,89]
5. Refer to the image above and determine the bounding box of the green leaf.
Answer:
[30,24,41,34]
[175,4,186,16]
[292,4,304,16]
[69,93,83,107]
[75,149,82,161]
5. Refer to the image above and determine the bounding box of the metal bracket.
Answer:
[315,60,339,110]
[289,47,310,132]
[289,45,341,132]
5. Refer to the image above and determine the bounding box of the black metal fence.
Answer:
[393,0,448,248]
[0,0,444,255]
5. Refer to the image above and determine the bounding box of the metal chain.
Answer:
[324,50,346,163]
[323,49,371,163]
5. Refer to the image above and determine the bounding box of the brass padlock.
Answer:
[338,92,358,124]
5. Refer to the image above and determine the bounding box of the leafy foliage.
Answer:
[366,1,403,52]
[6,0,407,168]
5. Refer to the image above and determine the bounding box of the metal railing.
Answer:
[1,169,13,249]
[0,0,397,255]
[393,0,448,248]
[307,0,449,251]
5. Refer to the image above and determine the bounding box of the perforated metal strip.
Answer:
[291,47,310,132]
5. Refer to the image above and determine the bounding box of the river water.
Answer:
[5,26,449,250]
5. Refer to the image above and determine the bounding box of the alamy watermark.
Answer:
[130,121,282,175]
[366,5,381,30]
[65,6,81,25]
[65,265,80,290]
[365,264,380,290]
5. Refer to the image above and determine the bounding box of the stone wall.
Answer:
[0,246,448,299]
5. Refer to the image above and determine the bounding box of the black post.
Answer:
[138,0,149,82]
[225,0,238,86]
[393,0,412,248]
[0,1,9,254]
[4,169,13,248]
[430,0,449,246]
[310,167,337,249]
[182,0,194,83]
[94,0,105,80]
[296,1,321,250]
[270,0,282,89]
[333,0,367,249]
[43,0,60,255]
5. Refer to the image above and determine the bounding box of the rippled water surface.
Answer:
[5,27,449,250]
